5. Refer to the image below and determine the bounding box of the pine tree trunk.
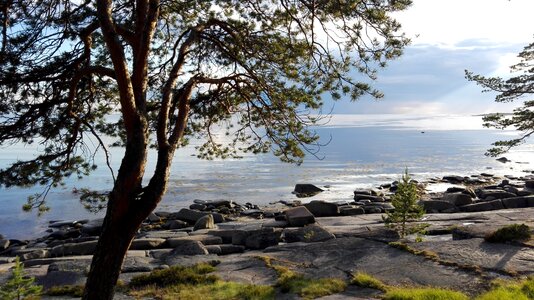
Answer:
[82,203,143,300]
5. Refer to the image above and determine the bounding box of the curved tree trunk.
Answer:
[82,205,143,300]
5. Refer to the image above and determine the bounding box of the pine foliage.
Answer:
[0,257,42,300]
[383,170,424,238]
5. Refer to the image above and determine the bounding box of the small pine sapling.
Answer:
[383,169,425,238]
[0,257,42,300]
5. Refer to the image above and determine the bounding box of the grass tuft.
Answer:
[129,263,217,288]
[351,272,388,292]
[384,287,469,300]
[475,276,534,300]
[46,285,85,297]
[485,224,531,243]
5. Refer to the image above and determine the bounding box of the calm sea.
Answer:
[1,114,533,239]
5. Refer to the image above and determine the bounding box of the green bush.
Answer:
[485,224,531,243]
[0,257,42,300]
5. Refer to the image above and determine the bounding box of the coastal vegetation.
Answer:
[0,257,42,300]
[467,41,534,156]
[0,1,411,298]
[485,224,532,244]
[383,170,425,237]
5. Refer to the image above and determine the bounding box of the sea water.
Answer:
[0,114,532,239]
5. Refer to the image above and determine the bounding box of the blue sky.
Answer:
[331,0,534,115]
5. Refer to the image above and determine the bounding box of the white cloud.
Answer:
[396,0,534,47]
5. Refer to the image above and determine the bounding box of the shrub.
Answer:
[383,169,425,238]
[485,224,531,243]
[0,257,42,300]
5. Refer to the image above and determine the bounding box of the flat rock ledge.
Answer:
[1,207,534,299]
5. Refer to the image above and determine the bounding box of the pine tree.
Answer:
[383,170,424,238]
[0,257,42,300]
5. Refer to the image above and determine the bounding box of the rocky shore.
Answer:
[1,171,534,298]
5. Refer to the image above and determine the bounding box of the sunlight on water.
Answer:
[0,114,532,239]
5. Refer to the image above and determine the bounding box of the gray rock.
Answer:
[205,229,236,244]
[129,238,166,250]
[501,196,529,209]
[139,230,189,239]
[461,200,504,212]
[293,184,324,197]
[240,209,264,218]
[304,200,339,217]
[80,218,104,236]
[445,186,467,193]
[146,213,161,223]
[190,203,207,211]
[122,256,156,273]
[163,219,189,230]
[21,249,49,261]
[167,235,223,247]
[339,206,365,216]
[284,206,315,227]
[353,194,385,202]
[363,206,382,214]
[353,189,372,196]
[245,229,281,250]
[148,249,173,259]
[48,229,80,240]
[50,240,98,257]
[496,157,510,163]
[218,244,245,255]
[283,224,335,243]
[49,220,88,228]
[170,240,209,256]
[442,193,473,206]
[477,189,516,200]
[205,245,222,255]
[170,208,224,224]
[419,200,456,213]
[526,180,534,189]
[193,214,217,231]
[442,175,465,183]
[0,239,9,251]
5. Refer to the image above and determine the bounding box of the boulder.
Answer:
[21,249,49,261]
[284,206,315,227]
[339,206,365,216]
[442,175,465,183]
[501,196,528,209]
[353,194,385,202]
[460,200,504,212]
[193,214,216,231]
[363,206,382,214]
[194,199,233,208]
[146,213,161,223]
[419,200,456,213]
[129,238,166,250]
[245,230,281,250]
[80,218,104,236]
[163,219,189,230]
[240,209,264,218]
[442,193,473,207]
[231,227,281,249]
[189,203,207,211]
[218,244,245,255]
[50,240,98,256]
[496,157,510,163]
[353,189,372,196]
[170,240,209,256]
[283,224,335,243]
[477,189,516,200]
[48,229,80,240]
[170,209,224,224]
[0,239,10,251]
[167,235,223,247]
[445,186,467,193]
[49,220,88,228]
[293,184,323,197]
[304,200,339,217]
[526,180,534,189]
[205,245,222,255]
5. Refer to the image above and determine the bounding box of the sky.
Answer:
[331,0,534,115]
